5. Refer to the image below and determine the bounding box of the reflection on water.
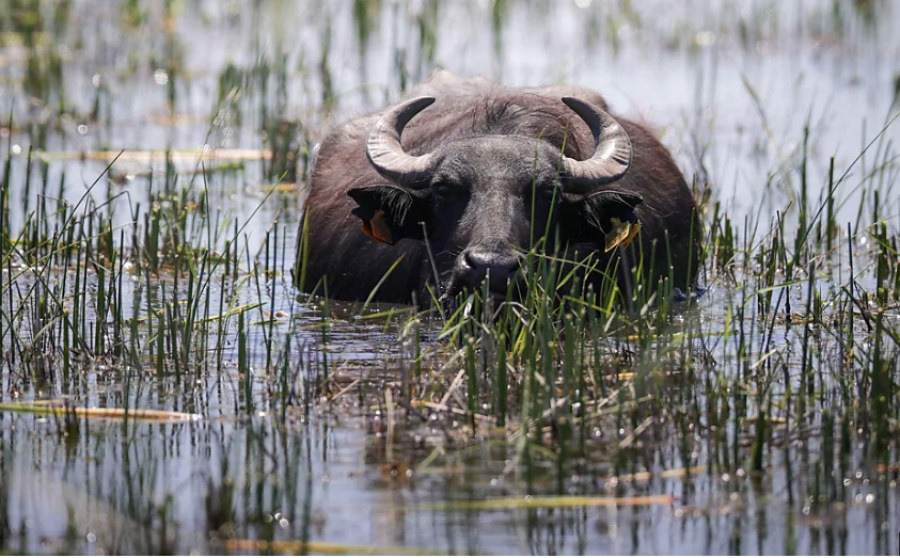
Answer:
[4,400,895,554]
[1,0,899,554]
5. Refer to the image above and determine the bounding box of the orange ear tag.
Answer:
[361,209,395,245]
[604,217,631,253]
[622,221,641,249]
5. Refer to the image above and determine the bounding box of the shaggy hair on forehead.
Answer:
[402,93,594,161]
[482,99,585,155]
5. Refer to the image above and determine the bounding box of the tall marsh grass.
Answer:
[1,0,899,553]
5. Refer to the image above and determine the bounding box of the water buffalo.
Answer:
[295,71,701,305]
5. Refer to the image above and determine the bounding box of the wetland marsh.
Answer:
[1,0,900,554]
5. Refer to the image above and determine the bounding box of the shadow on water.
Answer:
[1,0,900,554]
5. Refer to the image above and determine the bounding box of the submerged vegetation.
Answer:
[1,0,899,554]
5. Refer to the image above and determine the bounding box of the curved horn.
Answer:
[560,97,633,188]
[365,96,437,187]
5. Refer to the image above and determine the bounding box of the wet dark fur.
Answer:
[296,71,701,304]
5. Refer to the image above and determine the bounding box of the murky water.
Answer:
[2,0,899,554]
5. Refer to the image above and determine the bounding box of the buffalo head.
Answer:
[347,95,643,302]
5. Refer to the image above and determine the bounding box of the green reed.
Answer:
[1,1,900,553]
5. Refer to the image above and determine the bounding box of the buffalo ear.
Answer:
[580,190,643,231]
[348,186,428,245]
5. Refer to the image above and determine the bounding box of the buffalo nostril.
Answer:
[497,256,519,274]
[459,249,519,291]
[463,250,481,272]
[488,258,518,277]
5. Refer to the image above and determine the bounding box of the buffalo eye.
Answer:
[430,181,464,204]
[432,183,452,197]
[531,182,561,203]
